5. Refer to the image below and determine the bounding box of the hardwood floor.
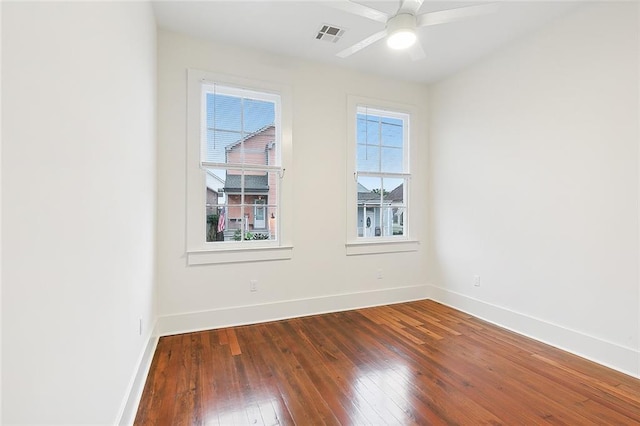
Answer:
[135,300,640,425]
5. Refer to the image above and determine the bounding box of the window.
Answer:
[356,106,408,239]
[346,96,418,255]
[202,84,281,243]
[187,70,293,265]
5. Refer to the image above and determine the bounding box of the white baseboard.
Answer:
[116,320,160,426]
[428,284,640,379]
[158,285,429,336]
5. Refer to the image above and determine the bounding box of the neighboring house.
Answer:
[386,183,404,235]
[357,182,404,237]
[222,125,277,237]
[206,170,226,217]
[206,171,227,241]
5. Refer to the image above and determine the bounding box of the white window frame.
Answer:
[186,69,293,265]
[346,95,420,256]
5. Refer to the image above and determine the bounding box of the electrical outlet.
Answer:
[250,279,258,292]
[376,269,383,279]
[473,275,481,287]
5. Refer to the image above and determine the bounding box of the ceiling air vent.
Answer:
[315,24,345,43]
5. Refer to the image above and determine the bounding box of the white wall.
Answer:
[157,30,429,332]
[428,3,640,377]
[2,2,157,424]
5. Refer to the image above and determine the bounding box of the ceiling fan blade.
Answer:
[417,3,499,28]
[408,39,426,61]
[398,0,425,15]
[336,30,388,58]
[325,1,389,24]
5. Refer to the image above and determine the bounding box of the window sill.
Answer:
[187,245,293,265]
[345,239,420,256]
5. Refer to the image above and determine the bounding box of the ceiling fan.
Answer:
[329,0,498,60]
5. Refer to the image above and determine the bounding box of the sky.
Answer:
[206,93,275,165]
[204,94,405,195]
[356,112,405,193]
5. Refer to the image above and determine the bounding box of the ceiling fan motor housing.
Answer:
[386,13,418,49]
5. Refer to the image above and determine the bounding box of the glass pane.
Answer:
[391,207,406,236]
[267,206,277,241]
[239,125,276,166]
[356,114,368,144]
[357,110,406,173]
[208,94,241,132]
[381,147,403,173]
[357,113,380,143]
[205,91,278,166]
[356,176,406,239]
[235,203,273,241]
[236,199,274,241]
[357,176,382,239]
[365,118,380,145]
[359,206,380,238]
[206,168,278,242]
[357,176,382,203]
[243,98,275,133]
[206,129,241,164]
[205,168,229,242]
[223,169,244,241]
[356,144,379,172]
[255,199,265,220]
[382,207,403,237]
[243,170,269,194]
[381,118,403,148]
[383,178,404,203]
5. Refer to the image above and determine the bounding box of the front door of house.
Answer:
[366,209,375,237]
[254,199,266,229]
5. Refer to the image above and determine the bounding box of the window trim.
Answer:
[346,95,419,255]
[186,69,293,265]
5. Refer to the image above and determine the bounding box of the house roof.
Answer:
[357,182,369,193]
[358,191,380,202]
[205,169,225,192]
[357,183,404,203]
[386,184,403,202]
[223,174,269,193]
[225,124,275,152]
[357,182,379,201]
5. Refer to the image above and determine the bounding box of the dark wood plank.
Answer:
[226,329,242,356]
[198,331,220,425]
[135,300,640,425]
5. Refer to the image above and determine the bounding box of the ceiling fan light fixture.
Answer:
[387,29,416,49]
[386,13,417,50]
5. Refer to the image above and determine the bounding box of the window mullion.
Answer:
[377,117,382,173]
[240,172,245,242]
[240,97,245,165]
[379,176,384,235]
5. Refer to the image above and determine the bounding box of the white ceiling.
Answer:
[153,1,581,84]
